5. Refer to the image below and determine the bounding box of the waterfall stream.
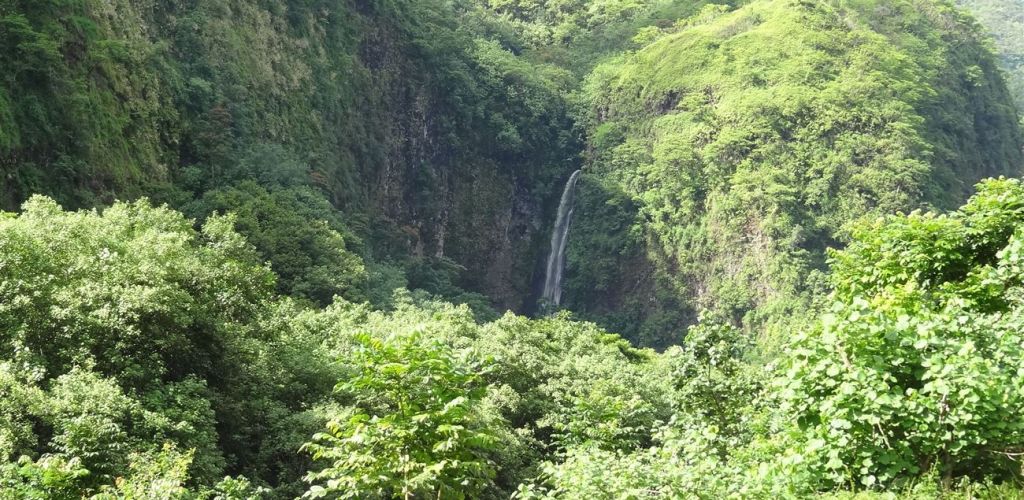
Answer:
[541,170,582,308]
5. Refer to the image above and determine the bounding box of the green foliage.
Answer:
[0,0,173,208]
[90,444,193,500]
[665,316,761,454]
[0,364,200,497]
[0,197,343,494]
[0,454,90,500]
[520,180,1024,499]
[1,0,1019,350]
[482,313,671,453]
[957,0,1024,109]
[0,195,273,387]
[4,171,1024,498]
[287,293,673,495]
[468,0,732,72]
[568,0,1023,345]
[517,425,742,499]
[1,0,1023,498]
[303,332,500,499]
[779,178,1024,488]
[518,314,764,498]
[0,0,580,317]
[190,181,368,306]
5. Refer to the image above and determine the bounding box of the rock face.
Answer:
[348,24,578,310]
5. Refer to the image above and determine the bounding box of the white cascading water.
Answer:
[541,169,582,308]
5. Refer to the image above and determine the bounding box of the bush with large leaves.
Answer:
[303,331,500,499]
[780,178,1024,488]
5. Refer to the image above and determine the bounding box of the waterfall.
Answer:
[541,170,582,308]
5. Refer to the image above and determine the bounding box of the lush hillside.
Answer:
[0,0,578,313]
[467,0,743,72]
[527,178,1024,498]
[565,0,1023,347]
[1,0,1018,344]
[2,0,1024,498]
[958,0,1024,109]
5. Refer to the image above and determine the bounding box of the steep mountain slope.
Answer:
[0,0,578,311]
[957,0,1024,109]
[467,0,745,73]
[565,0,1024,347]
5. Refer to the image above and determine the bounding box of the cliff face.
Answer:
[354,26,578,308]
[0,0,577,311]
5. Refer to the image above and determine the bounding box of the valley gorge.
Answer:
[3,0,1021,347]
[3,0,1024,497]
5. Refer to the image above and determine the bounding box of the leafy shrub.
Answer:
[303,332,500,499]
[779,179,1024,488]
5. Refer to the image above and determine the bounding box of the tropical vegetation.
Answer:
[1,0,1023,498]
